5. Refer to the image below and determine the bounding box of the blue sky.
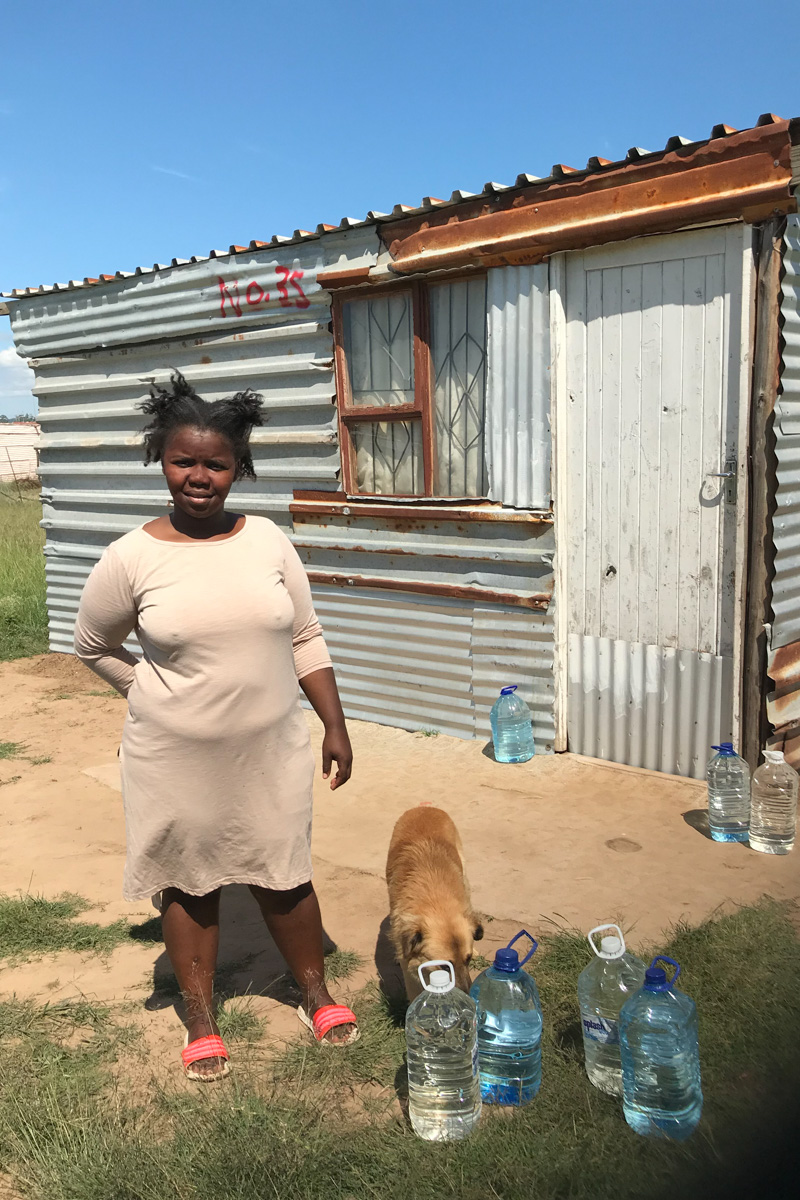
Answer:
[1,0,797,415]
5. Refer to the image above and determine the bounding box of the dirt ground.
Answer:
[2,653,799,1075]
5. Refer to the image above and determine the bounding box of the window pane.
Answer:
[350,420,424,495]
[342,294,414,406]
[430,278,488,497]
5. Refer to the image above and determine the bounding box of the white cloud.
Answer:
[0,343,37,419]
[150,164,200,183]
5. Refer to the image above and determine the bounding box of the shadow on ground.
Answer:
[137,883,340,1016]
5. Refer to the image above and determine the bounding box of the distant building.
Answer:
[0,421,40,483]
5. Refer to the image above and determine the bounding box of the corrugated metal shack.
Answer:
[3,113,799,778]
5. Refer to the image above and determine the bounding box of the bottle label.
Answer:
[581,1015,618,1045]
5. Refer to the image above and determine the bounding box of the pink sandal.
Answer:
[181,1032,230,1082]
[298,1003,360,1046]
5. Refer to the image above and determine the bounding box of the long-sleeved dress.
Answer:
[73,515,332,900]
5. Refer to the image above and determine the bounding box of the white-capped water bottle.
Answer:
[490,685,535,763]
[750,749,798,855]
[406,960,481,1141]
[469,930,542,1106]
[577,923,646,1096]
[619,956,703,1141]
[706,742,750,842]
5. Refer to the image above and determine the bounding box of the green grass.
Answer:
[0,894,132,963]
[323,946,363,981]
[0,900,798,1199]
[0,483,47,661]
[0,741,23,759]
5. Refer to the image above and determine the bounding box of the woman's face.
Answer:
[162,426,237,520]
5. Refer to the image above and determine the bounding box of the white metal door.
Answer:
[558,226,752,777]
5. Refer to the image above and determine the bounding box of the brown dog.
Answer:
[386,805,483,1000]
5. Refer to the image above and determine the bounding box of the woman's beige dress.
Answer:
[73,516,332,900]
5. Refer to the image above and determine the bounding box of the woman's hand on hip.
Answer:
[322,726,353,790]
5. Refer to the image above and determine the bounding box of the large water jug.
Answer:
[469,930,542,1106]
[619,956,702,1141]
[750,749,798,855]
[706,742,750,843]
[490,685,535,763]
[406,959,481,1141]
[577,923,646,1096]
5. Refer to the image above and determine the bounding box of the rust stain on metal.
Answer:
[199,355,212,364]
[305,569,550,610]
[290,496,552,525]
[767,639,800,688]
[382,123,795,274]
[316,266,372,289]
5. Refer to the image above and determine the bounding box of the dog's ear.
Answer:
[401,926,424,960]
[472,920,484,942]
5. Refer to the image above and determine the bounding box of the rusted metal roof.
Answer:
[1,113,795,304]
[385,119,797,274]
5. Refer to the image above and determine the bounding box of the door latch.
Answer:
[708,455,737,505]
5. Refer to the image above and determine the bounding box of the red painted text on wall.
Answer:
[217,267,311,317]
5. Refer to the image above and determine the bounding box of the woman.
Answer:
[74,371,358,1081]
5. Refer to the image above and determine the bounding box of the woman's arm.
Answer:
[299,667,353,790]
[280,530,353,789]
[73,546,139,696]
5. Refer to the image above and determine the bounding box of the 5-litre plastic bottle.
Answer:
[490,685,535,763]
[406,960,481,1141]
[469,930,543,1105]
[750,749,798,855]
[577,923,646,1096]
[619,956,703,1141]
[706,742,750,843]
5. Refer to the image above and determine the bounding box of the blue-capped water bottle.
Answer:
[619,956,703,1141]
[490,686,535,763]
[469,930,542,1105]
[706,742,750,842]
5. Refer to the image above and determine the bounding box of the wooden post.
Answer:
[741,215,786,770]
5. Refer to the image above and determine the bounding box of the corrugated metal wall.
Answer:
[568,634,732,777]
[9,234,557,746]
[767,215,800,733]
[771,216,800,648]
[485,264,551,510]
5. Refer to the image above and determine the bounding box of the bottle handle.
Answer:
[650,956,681,986]
[587,923,626,959]
[506,929,538,967]
[417,960,456,991]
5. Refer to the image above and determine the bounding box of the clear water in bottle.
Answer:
[469,930,542,1105]
[706,742,750,843]
[577,923,646,1096]
[750,749,798,855]
[406,960,481,1141]
[490,685,535,763]
[619,956,703,1141]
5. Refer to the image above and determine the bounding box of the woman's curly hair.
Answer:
[138,370,265,481]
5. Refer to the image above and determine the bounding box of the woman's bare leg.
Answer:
[161,887,225,1076]
[249,881,356,1043]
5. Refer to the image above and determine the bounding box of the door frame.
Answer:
[550,223,755,758]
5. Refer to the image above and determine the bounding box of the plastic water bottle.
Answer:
[490,685,535,763]
[577,923,646,1097]
[706,742,750,843]
[619,956,703,1141]
[406,959,481,1141]
[469,930,542,1105]
[750,749,798,855]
